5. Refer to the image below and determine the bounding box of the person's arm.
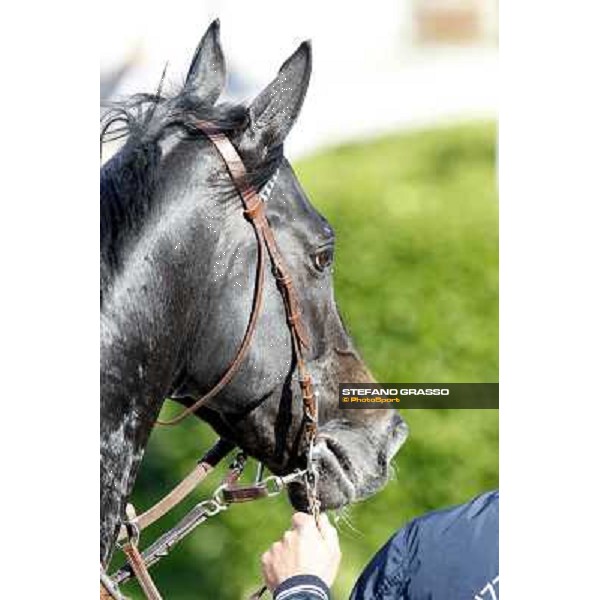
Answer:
[261,513,341,600]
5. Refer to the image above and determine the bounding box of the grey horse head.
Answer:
[100,20,407,561]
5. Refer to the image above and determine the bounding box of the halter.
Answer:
[101,121,320,600]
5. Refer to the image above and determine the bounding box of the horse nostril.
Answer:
[391,411,404,428]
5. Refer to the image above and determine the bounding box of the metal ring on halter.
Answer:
[307,436,318,469]
[263,476,285,497]
[210,486,230,510]
[121,504,141,548]
[115,518,141,555]
[263,469,308,496]
[203,496,227,517]
[279,468,309,486]
[254,462,265,484]
[127,522,141,547]
[305,437,320,494]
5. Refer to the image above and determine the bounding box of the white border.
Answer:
[1,1,599,597]
[0,1,97,596]
[501,1,600,596]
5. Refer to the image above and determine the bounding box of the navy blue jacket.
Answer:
[274,491,498,600]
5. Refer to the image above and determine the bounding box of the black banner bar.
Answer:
[338,383,499,409]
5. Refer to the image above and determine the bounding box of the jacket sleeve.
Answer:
[273,575,331,600]
[350,490,499,600]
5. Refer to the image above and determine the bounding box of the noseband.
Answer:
[101,122,321,600]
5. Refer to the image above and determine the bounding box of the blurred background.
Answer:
[101,1,498,598]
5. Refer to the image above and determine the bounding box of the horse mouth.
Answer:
[287,435,358,511]
[287,415,408,512]
[316,435,358,502]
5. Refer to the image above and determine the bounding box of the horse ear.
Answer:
[240,41,312,160]
[185,19,226,104]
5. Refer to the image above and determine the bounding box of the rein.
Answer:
[101,121,320,599]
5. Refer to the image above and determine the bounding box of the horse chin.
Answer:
[287,438,364,511]
[287,418,408,512]
[287,464,351,512]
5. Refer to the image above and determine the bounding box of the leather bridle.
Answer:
[157,119,318,443]
[101,121,321,600]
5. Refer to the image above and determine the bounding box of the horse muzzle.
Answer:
[288,411,408,511]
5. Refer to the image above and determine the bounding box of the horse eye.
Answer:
[313,247,334,271]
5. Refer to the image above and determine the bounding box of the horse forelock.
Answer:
[100,84,283,288]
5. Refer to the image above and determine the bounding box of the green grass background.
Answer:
[112,121,499,599]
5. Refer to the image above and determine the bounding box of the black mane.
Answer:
[100,87,250,150]
[100,86,282,284]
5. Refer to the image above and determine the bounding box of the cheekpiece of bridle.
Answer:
[156,119,318,438]
[101,121,320,600]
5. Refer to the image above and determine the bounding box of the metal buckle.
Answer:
[121,503,141,547]
[305,437,321,519]
[263,476,285,497]
[201,496,227,517]
[210,486,229,511]
[262,469,307,496]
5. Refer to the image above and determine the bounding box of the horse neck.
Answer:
[100,139,225,562]
[100,249,194,563]
[100,315,172,563]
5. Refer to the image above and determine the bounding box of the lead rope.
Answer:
[111,462,309,586]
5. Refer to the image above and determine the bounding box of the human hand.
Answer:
[260,512,341,591]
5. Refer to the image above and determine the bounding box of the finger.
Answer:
[260,550,272,572]
[317,513,339,542]
[282,530,296,545]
